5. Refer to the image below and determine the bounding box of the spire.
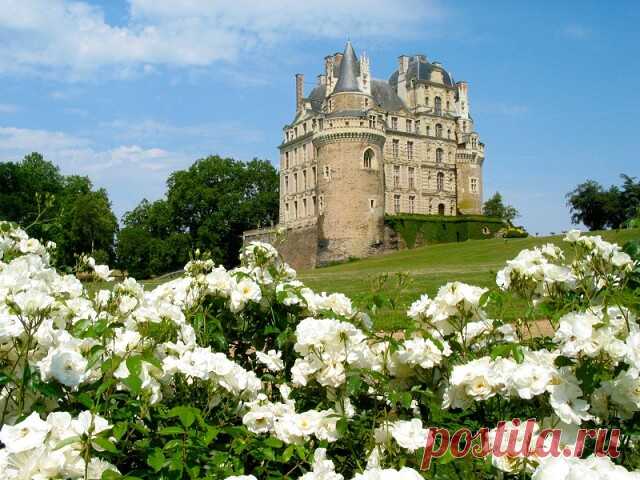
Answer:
[333,41,361,93]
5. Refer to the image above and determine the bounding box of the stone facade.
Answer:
[245,42,486,270]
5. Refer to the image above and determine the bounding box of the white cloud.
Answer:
[562,24,591,40]
[0,104,19,113]
[0,0,444,78]
[0,125,189,216]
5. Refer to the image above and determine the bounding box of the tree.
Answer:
[482,192,519,223]
[0,153,118,267]
[166,155,279,267]
[566,176,640,231]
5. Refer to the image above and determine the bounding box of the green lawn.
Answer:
[298,229,640,330]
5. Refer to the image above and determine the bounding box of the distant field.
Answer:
[88,229,639,331]
[298,229,640,330]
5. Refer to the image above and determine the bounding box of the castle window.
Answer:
[369,116,376,128]
[426,125,431,136]
[435,124,443,137]
[392,139,399,158]
[393,166,400,188]
[406,119,412,132]
[303,123,307,134]
[285,202,290,219]
[294,147,298,164]
[303,170,308,189]
[436,148,444,163]
[293,173,298,192]
[324,166,330,179]
[447,129,451,139]
[470,177,479,193]
[364,98,369,107]
[409,195,415,214]
[437,172,445,191]
[408,167,415,189]
[369,199,376,210]
[312,195,317,214]
[294,200,298,218]
[446,100,450,112]
[415,120,420,133]
[319,195,325,213]
[312,166,317,184]
[363,148,374,169]
[394,194,401,213]
[407,141,414,160]
[391,117,398,130]
[425,97,429,106]
[438,203,445,215]
[434,96,442,115]
[448,151,452,162]
[303,143,308,162]
[285,151,290,169]
[303,198,307,216]
[285,175,289,193]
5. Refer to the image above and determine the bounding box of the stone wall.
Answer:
[243,222,318,271]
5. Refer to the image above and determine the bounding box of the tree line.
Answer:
[0,153,279,278]
[1,152,637,278]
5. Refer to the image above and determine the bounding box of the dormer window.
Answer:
[391,117,398,130]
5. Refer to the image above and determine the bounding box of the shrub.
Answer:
[1,219,640,479]
[499,225,529,238]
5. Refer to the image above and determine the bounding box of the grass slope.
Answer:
[299,229,640,330]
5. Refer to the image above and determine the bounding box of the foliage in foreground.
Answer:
[1,220,640,479]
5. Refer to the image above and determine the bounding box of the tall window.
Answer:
[391,117,398,130]
[438,203,445,215]
[294,200,298,218]
[408,167,415,189]
[319,195,325,213]
[436,148,444,163]
[407,141,414,160]
[312,166,317,184]
[285,202,289,219]
[293,173,298,192]
[446,101,450,112]
[394,165,400,187]
[303,198,307,216]
[312,196,317,214]
[303,170,307,189]
[435,124,443,137]
[285,175,289,193]
[426,125,431,136]
[324,166,330,179]
[415,120,420,133]
[363,148,374,169]
[392,139,399,158]
[409,195,415,214]
[285,151,290,169]
[303,143,308,161]
[434,96,442,115]
[406,119,412,132]
[394,194,401,213]
[470,178,478,193]
[437,172,445,191]
[424,97,429,106]
[447,129,451,139]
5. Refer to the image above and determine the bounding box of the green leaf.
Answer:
[93,436,119,454]
[147,448,166,472]
[169,406,197,428]
[282,445,295,462]
[53,435,82,450]
[158,426,185,436]
[263,437,283,449]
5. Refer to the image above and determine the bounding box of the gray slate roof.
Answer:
[333,41,361,93]
[389,55,455,87]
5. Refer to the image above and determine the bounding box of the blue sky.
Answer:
[0,0,638,235]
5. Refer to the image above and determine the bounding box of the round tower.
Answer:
[313,42,386,264]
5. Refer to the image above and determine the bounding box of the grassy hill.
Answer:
[299,229,640,330]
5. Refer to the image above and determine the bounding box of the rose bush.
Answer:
[0,218,639,479]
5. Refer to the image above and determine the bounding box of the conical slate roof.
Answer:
[333,41,361,93]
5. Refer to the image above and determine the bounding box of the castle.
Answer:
[244,42,487,269]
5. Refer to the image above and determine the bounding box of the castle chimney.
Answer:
[295,73,304,113]
[398,55,409,74]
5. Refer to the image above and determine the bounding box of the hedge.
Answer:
[385,213,506,248]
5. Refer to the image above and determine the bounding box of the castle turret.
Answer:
[314,42,385,264]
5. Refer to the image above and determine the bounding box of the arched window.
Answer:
[437,172,444,191]
[436,148,444,163]
[434,96,442,114]
[438,203,445,215]
[363,148,374,169]
[435,124,443,137]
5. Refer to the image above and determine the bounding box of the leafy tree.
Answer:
[482,192,519,223]
[0,153,118,266]
[566,175,640,230]
[166,155,279,267]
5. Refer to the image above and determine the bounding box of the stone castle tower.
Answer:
[244,42,486,269]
